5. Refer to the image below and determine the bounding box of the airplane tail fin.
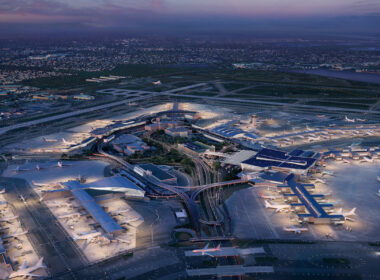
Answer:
[62,138,67,144]
[264,200,271,208]
[348,208,357,216]
[216,243,221,250]
[36,257,46,268]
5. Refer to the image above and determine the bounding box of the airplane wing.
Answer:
[203,243,209,250]
[275,208,282,213]
[82,239,89,250]
[205,252,215,258]
[25,273,43,278]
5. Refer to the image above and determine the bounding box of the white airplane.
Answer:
[283,226,308,234]
[259,193,282,200]
[0,188,5,194]
[313,178,326,184]
[330,208,357,221]
[32,181,49,187]
[114,237,131,244]
[42,137,58,143]
[73,231,102,248]
[8,257,46,279]
[62,138,76,145]
[343,158,352,164]
[264,200,291,213]
[56,161,72,168]
[306,125,313,131]
[45,201,72,208]
[3,228,29,239]
[192,243,221,256]
[361,156,373,163]
[58,212,81,219]
[152,80,161,85]
[125,217,141,223]
[109,208,130,215]
[357,118,366,122]
[377,190,380,197]
[0,215,19,223]
[345,116,355,123]
[321,170,334,176]
[319,191,332,196]
[377,176,380,182]
[13,166,30,173]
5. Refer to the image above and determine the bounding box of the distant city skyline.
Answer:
[0,0,379,36]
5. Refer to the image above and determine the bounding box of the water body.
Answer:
[291,69,380,85]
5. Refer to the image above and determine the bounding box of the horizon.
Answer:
[0,0,379,37]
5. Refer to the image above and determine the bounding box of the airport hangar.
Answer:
[41,176,145,235]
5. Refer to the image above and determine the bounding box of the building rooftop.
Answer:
[139,163,176,181]
[242,148,317,170]
[70,188,122,233]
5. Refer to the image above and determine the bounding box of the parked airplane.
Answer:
[283,226,308,234]
[361,156,374,163]
[8,257,46,279]
[264,200,291,213]
[345,116,355,123]
[377,190,380,198]
[192,243,221,256]
[377,176,380,182]
[115,237,131,244]
[357,118,366,122]
[321,170,334,176]
[62,138,76,145]
[32,181,49,187]
[73,231,102,248]
[58,212,81,220]
[56,161,72,168]
[0,215,19,223]
[306,125,313,131]
[3,228,29,239]
[330,208,357,221]
[323,191,333,196]
[42,137,58,143]
[152,80,162,85]
[343,158,352,164]
[260,193,282,200]
[109,208,130,215]
[313,178,326,184]
[13,166,30,173]
[0,188,5,194]
[45,201,72,208]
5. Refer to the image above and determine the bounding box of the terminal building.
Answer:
[134,163,177,184]
[258,171,344,224]
[241,148,320,175]
[279,174,344,224]
[41,176,146,235]
[111,134,150,155]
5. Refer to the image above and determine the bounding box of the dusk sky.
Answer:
[0,0,379,35]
